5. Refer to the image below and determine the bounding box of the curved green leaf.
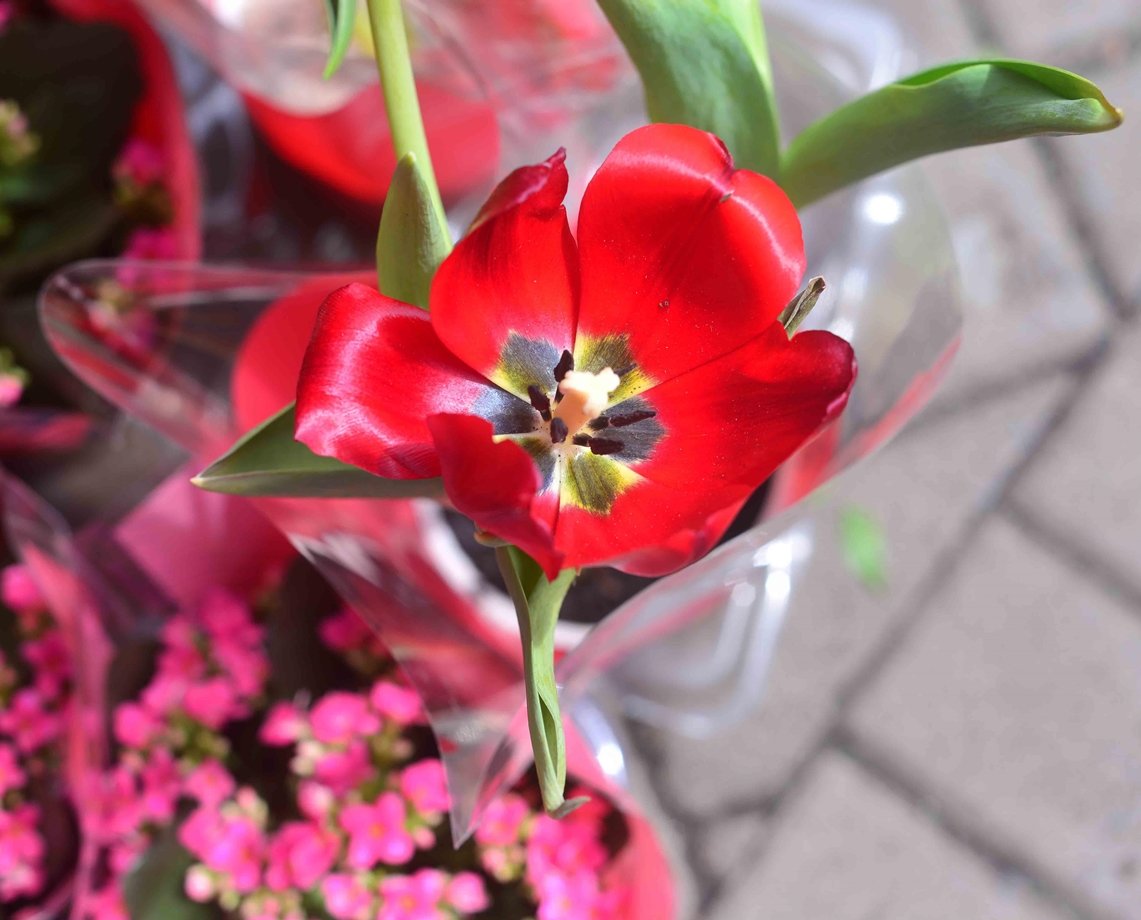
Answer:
[122,828,218,920]
[781,59,1123,207]
[192,404,444,499]
[322,0,357,78]
[596,0,780,176]
[376,153,452,308]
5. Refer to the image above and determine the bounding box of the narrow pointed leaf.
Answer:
[595,0,781,176]
[782,59,1123,207]
[193,404,443,499]
[322,0,358,78]
[376,153,453,308]
[497,547,583,816]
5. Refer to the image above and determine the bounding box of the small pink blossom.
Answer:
[1,564,42,613]
[0,687,60,752]
[318,608,374,652]
[340,793,415,868]
[377,870,447,920]
[184,865,216,902]
[309,691,378,746]
[312,741,373,795]
[84,882,129,920]
[0,804,45,900]
[185,759,236,808]
[0,742,25,796]
[260,702,304,746]
[139,748,182,823]
[114,138,165,187]
[113,701,163,749]
[195,813,265,894]
[446,872,490,913]
[121,227,179,262]
[321,873,374,920]
[296,780,334,820]
[265,821,340,891]
[85,766,142,842]
[399,759,450,817]
[475,794,530,848]
[183,676,240,729]
[369,681,423,725]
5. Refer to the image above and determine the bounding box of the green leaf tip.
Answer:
[193,404,443,499]
[322,0,357,79]
[782,58,1124,207]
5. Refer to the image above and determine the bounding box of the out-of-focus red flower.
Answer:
[50,0,200,259]
[295,124,856,580]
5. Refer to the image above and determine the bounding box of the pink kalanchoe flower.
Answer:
[114,137,166,187]
[296,780,335,820]
[369,680,424,725]
[340,793,415,868]
[139,748,182,823]
[200,814,265,894]
[0,742,25,797]
[0,803,45,900]
[260,701,304,746]
[121,226,180,262]
[1,564,42,613]
[312,740,373,795]
[265,821,341,891]
[0,372,23,408]
[185,759,236,808]
[321,873,374,920]
[309,691,379,746]
[475,793,531,848]
[113,701,163,749]
[183,675,241,729]
[23,632,70,697]
[83,883,130,920]
[535,871,607,920]
[0,687,60,752]
[446,872,491,914]
[184,864,216,902]
[377,870,449,920]
[399,759,450,817]
[85,766,143,842]
[318,608,374,652]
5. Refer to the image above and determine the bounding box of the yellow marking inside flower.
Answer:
[554,367,620,435]
[560,451,643,514]
[574,332,654,403]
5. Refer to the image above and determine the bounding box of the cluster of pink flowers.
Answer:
[0,564,71,905]
[3,562,630,919]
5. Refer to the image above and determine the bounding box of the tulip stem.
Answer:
[495,547,586,817]
[364,0,448,239]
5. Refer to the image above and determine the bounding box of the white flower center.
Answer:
[553,367,620,436]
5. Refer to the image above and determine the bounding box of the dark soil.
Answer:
[445,478,771,625]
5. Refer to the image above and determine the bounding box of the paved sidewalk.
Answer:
[644,1,1141,916]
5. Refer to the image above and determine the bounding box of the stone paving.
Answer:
[638,1,1141,916]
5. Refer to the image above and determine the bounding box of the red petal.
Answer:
[430,151,579,393]
[295,284,508,479]
[232,272,372,432]
[556,325,855,574]
[427,414,564,579]
[576,124,804,387]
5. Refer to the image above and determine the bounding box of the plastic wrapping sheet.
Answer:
[26,6,963,915]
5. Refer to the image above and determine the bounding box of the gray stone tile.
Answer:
[648,376,1072,820]
[964,0,1140,63]
[707,752,1070,920]
[1047,56,1141,309]
[693,809,770,894]
[1013,325,1141,595]
[924,142,1110,406]
[848,518,1141,919]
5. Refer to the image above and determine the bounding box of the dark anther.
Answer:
[588,437,623,456]
[527,384,551,420]
[588,416,610,431]
[572,433,592,447]
[549,418,569,444]
[553,350,574,382]
[607,409,656,428]
[611,362,635,377]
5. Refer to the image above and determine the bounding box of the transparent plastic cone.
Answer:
[33,4,960,865]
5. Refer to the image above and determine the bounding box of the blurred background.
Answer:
[646,1,1141,917]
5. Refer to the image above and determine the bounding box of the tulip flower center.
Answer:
[553,367,620,435]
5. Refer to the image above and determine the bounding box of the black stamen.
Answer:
[612,362,635,377]
[607,409,656,428]
[553,350,574,382]
[588,416,610,431]
[549,418,569,444]
[527,385,551,420]
[588,437,623,456]
[572,433,591,447]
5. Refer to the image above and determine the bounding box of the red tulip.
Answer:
[296,125,856,579]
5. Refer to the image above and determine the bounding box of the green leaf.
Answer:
[122,828,219,920]
[192,404,444,499]
[322,0,358,78]
[595,0,781,176]
[376,153,453,308]
[781,58,1123,208]
[496,547,584,817]
[838,506,888,592]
